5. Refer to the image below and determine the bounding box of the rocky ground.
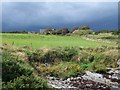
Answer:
[47,69,120,90]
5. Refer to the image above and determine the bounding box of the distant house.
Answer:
[28,31,35,34]
[40,29,46,33]
[28,32,31,34]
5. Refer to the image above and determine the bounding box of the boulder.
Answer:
[67,78,70,82]
[117,59,120,68]
[84,71,105,84]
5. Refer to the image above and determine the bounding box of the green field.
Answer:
[2,33,114,48]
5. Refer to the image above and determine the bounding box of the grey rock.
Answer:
[49,77,55,80]
[70,77,73,80]
[117,59,120,68]
[114,70,120,74]
[47,70,119,89]
[67,78,70,81]
[76,77,81,80]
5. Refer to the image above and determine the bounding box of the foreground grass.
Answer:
[2,52,48,89]
[1,33,119,88]
[2,33,114,48]
[2,45,119,83]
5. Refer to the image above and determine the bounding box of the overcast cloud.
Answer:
[2,2,118,32]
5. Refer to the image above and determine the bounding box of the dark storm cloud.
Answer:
[2,2,118,32]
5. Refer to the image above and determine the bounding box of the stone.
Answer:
[114,70,120,74]
[86,71,103,79]
[111,74,119,79]
[47,71,116,89]
[49,77,55,80]
[56,78,60,80]
[108,75,112,78]
[74,78,77,80]
[67,78,71,81]
[108,70,114,74]
[70,77,74,81]
[82,75,92,80]
[60,78,63,81]
[64,80,68,84]
[77,77,81,80]
[117,59,120,68]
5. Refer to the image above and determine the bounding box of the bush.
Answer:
[94,30,110,34]
[27,49,45,63]
[72,30,93,36]
[2,52,33,82]
[61,47,78,61]
[56,28,69,35]
[38,62,80,78]
[2,51,48,89]
[89,52,118,73]
[62,28,69,34]
[41,49,63,63]
[92,63,107,74]
[80,63,92,72]
[78,51,94,64]
[111,30,120,35]
[28,47,78,64]
[77,48,118,72]
[2,75,48,89]
[101,36,117,39]
[27,49,63,64]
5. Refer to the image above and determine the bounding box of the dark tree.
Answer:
[61,28,69,35]
[43,28,53,35]
[55,28,69,35]
[80,26,90,30]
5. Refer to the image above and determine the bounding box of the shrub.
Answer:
[78,51,94,64]
[2,51,48,89]
[55,28,69,35]
[27,49,63,64]
[94,30,110,34]
[41,49,63,63]
[2,75,48,89]
[38,62,80,78]
[111,30,120,35]
[61,47,78,61]
[28,47,78,64]
[101,36,117,39]
[59,28,69,35]
[90,52,118,73]
[2,52,33,82]
[72,30,93,36]
[27,49,45,63]
[92,63,107,74]
[80,63,92,72]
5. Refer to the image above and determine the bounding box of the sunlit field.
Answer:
[2,33,114,48]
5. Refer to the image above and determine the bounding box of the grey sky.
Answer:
[2,2,118,31]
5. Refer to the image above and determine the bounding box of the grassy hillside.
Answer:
[1,33,119,89]
[2,33,114,48]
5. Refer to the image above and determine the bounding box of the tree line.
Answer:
[2,26,119,35]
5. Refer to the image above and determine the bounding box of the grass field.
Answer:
[2,33,114,48]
